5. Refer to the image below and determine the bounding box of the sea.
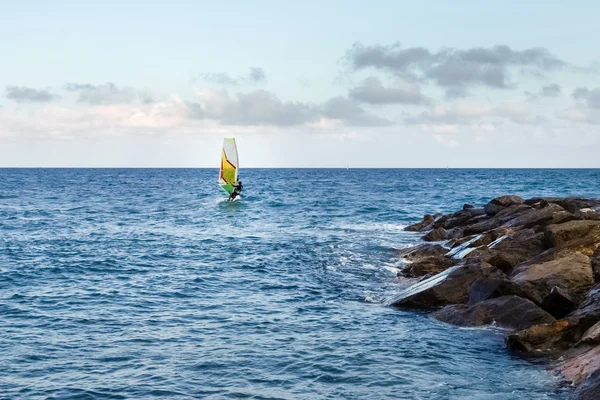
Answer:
[1,168,599,399]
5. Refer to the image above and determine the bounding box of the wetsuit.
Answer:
[229,182,243,201]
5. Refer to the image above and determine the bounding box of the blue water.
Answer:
[1,169,599,399]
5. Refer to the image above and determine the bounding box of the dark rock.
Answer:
[397,243,448,261]
[422,227,449,242]
[434,295,555,330]
[506,320,574,353]
[400,256,457,278]
[442,208,486,229]
[463,217,505,236]
[511,253,594,305]
[503,203,567,231]
[390,260,499,309]
[544,220,600,249]
[570,369,600,400]
[525,197,600,213]
[405,214,436,232]
[592,249,600,281]
[579,321,600,345]
[495,204,532,220]
[468,277,530,305]
[568,285,600,333]
[541,286,576,319]
[486,230,545,273]
[463,204,474,210]
[484,195,525,216]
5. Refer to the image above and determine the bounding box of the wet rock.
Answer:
[390,260,499,309]
[570,369,600,400]
[544,220,600,249]
[434,295,554,330]
[559,345,600,386]
[468,277,530,305]
[592,249,600,281]
[400,256,457,278]
[398,243,448,261]
[405,214,436,232]
[484,195,525,216]
[463,217,504,235]
[443,208,486,229]
[568,285,600,333]
[511,253,594,305]
[486,230,545,274]
[422,227,449,242]
[503,203,567,231]
[579,321,600,345]
[463,204,474,210]
[506,319,574,353]
[525,197,600,214]
[541,286,576,319]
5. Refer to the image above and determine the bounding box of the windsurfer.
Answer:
[229,181,243,201]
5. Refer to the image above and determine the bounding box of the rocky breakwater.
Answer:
[391,196,600,399]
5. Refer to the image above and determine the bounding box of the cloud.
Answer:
[195,89,318,126]
[406,101,544,125]
[525,83,561,99]
[66,82,153,105]
[322,96,394,126]
[345,43,566,97]
[194,67,268,86]
[573,87,600,109]
[6,86,58,103]
[348,76,430,105]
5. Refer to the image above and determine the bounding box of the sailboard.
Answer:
[218,138,239,195]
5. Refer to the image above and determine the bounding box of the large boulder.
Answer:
[422,227,460,242]
[544,220,600,249]
[468,277,531,305]
[486,230,545,273]
[541,286,576,319]
[484,195,525,216]
[397,243,448,261]
[389,260,499,309]
[433,295,554,330]
[405,214,436,232]
[579,321,600,345]
[440,208,486,230]
[506,320,574,353]
[511,253,594,305]
[400,256,457,278]
[570,369,600,400]
[502,203,567,231]
[525,197,600,213]
[559,346,600,386]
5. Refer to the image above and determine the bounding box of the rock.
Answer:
[422,227,449,242]
[495,204,532,220]
[541,286,576,319]
[570,369,600,400]
[592,249,600,281]
[400,256,457,278]
[433,295,554,330]
[525,197,600,213]
[484,195,525,216]
[569,285,600,334]
[559,345,600,386]
[398,243,448,261]
[579,321,600,345]
[511,253,594,305]
[544,220,600,249]
[468,277,530,305]
[442,208,486,229]
[506,320,573,353]
[463,204,474,210]
[405,214,436,232]
[486,230,545,273]
[390,260,499,309]
[503,203,567,231]
[463,217,504,235]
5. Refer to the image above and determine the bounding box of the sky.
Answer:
[1,0,599,167]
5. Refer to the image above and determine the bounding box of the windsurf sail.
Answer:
[218,138,239,194]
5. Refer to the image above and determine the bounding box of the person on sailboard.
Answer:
[229,180,243,201]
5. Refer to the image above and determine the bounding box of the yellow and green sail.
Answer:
[218,138,239,194]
